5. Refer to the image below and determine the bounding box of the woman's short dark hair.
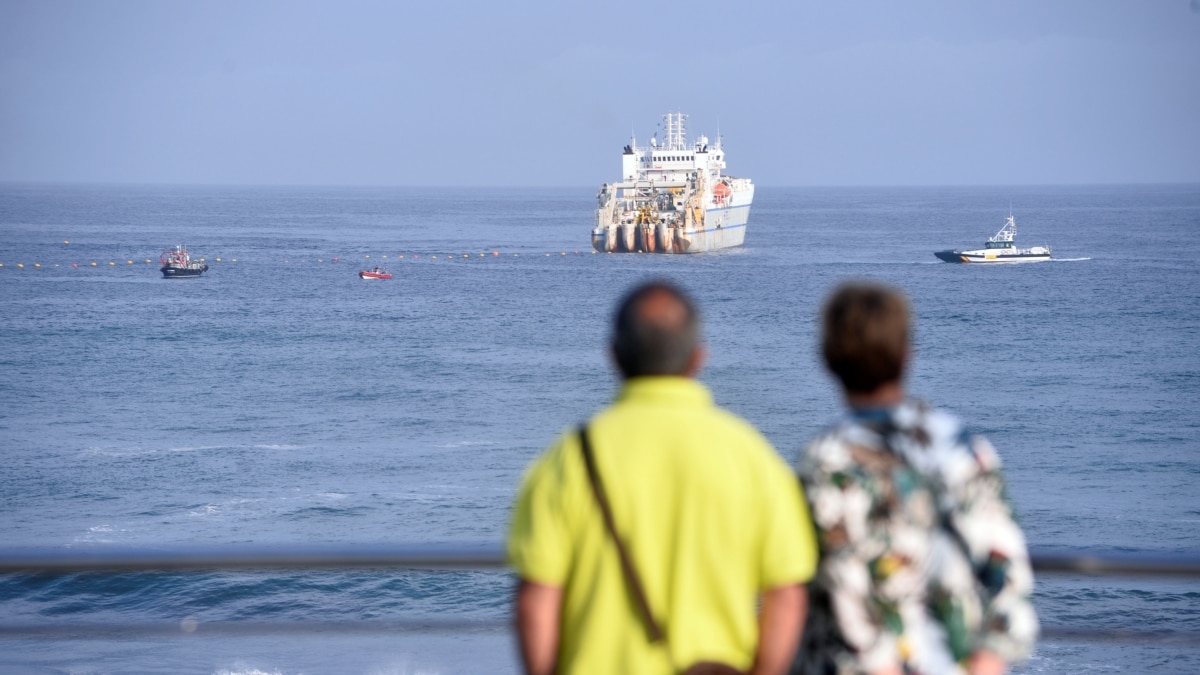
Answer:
[821,282,910,394]
[612,281,701,378]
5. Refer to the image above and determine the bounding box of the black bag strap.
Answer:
[578,424,666,645]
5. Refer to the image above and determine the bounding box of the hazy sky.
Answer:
[1,1,1197,187]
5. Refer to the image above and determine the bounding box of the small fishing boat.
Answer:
[359,268,393,280]
[935,214,1051,263]
[160,245,208,278]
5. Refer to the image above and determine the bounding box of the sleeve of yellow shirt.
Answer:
[757,447,819,589]
[507,433,575,586]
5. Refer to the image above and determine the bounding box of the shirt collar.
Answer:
[849,405,898,422]
[848,399,922,428]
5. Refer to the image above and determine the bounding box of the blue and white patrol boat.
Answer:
[592,113,754,253]
[935,214,1052,264]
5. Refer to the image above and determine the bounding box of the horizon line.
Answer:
[2,180,1198,190]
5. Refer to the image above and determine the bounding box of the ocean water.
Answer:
[1,183,1198,674]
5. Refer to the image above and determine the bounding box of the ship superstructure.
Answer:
[592,113,754,253]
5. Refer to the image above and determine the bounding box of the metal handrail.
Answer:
[1,620,1186,644]
[2,544,1197,643]
[0,543,508,573]
[1028,549,1200,577]
[1,543,1199,576]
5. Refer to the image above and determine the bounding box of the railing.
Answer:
[4,544,1200,576]
[0,543,508,573]
[1,544,1197,642]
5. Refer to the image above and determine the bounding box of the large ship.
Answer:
[592,113,754,253]
[934,214,1052,264]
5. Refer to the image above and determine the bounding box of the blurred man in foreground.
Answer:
[794,282,1038,675]
[508,280,819,675]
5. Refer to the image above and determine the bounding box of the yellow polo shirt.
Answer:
[508,377,817,674]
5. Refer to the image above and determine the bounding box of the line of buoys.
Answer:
[325,251,595,261]
[1,259,239,268]
[1,249,623,271]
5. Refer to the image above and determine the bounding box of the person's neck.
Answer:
[845,381,905,410]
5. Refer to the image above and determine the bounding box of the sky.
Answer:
[1,0,1197,187]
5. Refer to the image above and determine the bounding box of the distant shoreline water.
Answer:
[2,183,1198,673]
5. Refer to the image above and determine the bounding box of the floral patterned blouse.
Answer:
[794,400,1038,675]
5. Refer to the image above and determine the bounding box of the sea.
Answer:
[0,183,1198,674]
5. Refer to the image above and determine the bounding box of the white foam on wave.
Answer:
[188,504,222,517]
[213,667,286,675]
[214,657,446,675]
[165,444,229,453]
[188,497,267,518]
[81,443,305,457]
[80,445,158,457]
[80,444,232,457]
[433,440,495,449]
[73,523,132,544]
[1051,257,1093,262]
[366,661,444,675]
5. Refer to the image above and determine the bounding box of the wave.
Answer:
[432,440,495,449]
[214,668,287,675]
[80,444,229,457]
[80,443,306,457]
[72,523,133,544]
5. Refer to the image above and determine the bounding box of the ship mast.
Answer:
[663,112,688,151]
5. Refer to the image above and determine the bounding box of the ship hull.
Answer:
[673,202,751,253]
[591,190,753,254]
[672,224,748,252]
[935,250,1051,264]
[591,217,750,253]
[160,265,207,278]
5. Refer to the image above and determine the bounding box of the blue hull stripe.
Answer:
[680,223,747,235]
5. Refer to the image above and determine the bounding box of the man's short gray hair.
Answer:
[611,281,701,378]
